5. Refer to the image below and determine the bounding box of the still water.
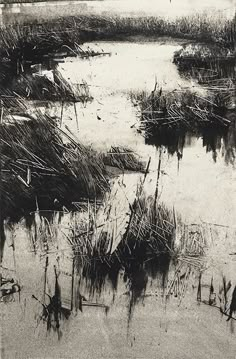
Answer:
[57,40,236,225]
[1,39,236,358]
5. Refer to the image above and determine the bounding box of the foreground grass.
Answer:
[29,195,236,331]
[29,188,177,310]
[0,112,144,222]
[28,182,207,322]
[0,113,107,221]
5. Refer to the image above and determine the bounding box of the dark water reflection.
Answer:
[3,209,236,340]
[1,41,236,357]
[145,120,236,165]
[173,43,236,83]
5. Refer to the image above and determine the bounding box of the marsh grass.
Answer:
[102,146,145,173]
[130,84,236,163]
[29,189,177,318]
[0,19,110,76]
[173,43,236,86]
[0,110,145,221]
[0,92,27,116]
[0,11,234,68]
[24,210,236,332]
[11,69,92,103]
[165,220,206,304]
[131,87,234,136]
[28,192,208,321]
[0,113,109,220]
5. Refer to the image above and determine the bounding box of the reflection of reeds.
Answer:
[29,194,209,321]
[196,275,236,325]
[132,86,236,163]
[66,183,176,307]
[32,266,70,339]
[174,43,236,87]
[28,188,215,324]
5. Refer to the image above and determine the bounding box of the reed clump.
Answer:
[10,69,92,103]
[102,146,145,173]
[0,19,110,79]
[0,11,234,68]
[27,190,177,325]
[29,189,208,315]
[0,113,109,221]
[0,111,147,221]
[131,87,234,138]
[67,191,176,299]
[173,43,236,85]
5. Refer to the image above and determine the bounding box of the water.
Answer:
[2,212,236,357]
[1,39,236,358]
[56,41,236,225]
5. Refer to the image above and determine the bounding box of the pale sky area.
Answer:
[90,0,236,17]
